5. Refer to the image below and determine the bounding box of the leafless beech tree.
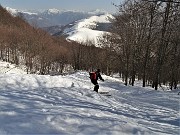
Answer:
[105,0,180,89]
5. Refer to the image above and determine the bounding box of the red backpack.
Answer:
[89,72,96,80]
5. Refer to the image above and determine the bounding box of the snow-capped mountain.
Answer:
[54,14,114,47]
[5,7,108,28]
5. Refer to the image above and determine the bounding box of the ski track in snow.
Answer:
[0,63,179,135]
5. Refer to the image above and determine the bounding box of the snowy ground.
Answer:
[0,61,179,135]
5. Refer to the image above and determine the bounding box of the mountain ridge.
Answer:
[5,7,109,27]
[63,14,114,46]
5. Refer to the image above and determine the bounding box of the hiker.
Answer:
[89,69,104,93]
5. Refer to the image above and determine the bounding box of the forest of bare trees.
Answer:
[102,0,180,90]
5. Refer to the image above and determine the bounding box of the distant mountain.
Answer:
[5,7,108,28]
[53,14,114,47]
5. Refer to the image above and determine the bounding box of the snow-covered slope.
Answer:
[64,14,114,46]
[66,28,106,45]
[66,14,114,30]
[0,61,179,135]
[0,61,26,74]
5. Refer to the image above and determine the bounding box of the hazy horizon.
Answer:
[0,0,123,13]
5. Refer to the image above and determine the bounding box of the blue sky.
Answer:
[0,0,123,13]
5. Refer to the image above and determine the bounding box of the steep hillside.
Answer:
[0,6,70,75]
[0,6,27,27]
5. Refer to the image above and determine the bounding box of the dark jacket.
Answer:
[95,71,104,81]
[90,71,104,85]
